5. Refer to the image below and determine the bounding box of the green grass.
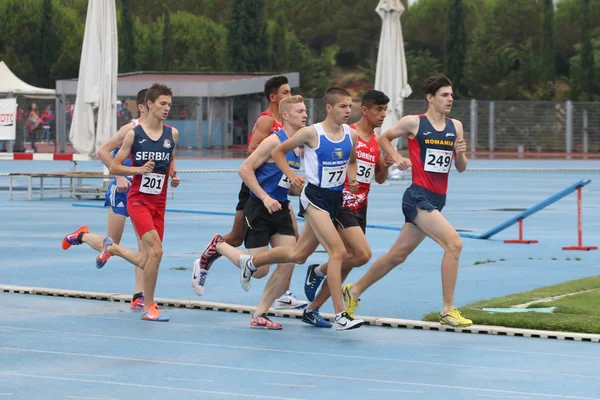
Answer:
[423,275,600,333]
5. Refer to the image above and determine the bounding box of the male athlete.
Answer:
[207,88,365,331]
[62,83,180,322]
[96,88,147,309]
[202,96,307,329]
[194,76,306,310]
[343,74,473,327]
[301,89,394,328]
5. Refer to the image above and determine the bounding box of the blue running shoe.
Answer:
[96,237,114,269]
[301,309,332,328]
[304,264,324,302]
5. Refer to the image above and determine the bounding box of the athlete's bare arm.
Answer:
[239,134,281,210]
[98,121,136,192]
[170,128,180,187]
[380,115,419,170]
[110,130,153,176]
[374,150,394,184]
[272,126,316,189]
[452,119,468,173]
[247,115,275,154]
[347,128,359,193]
[97,121,135,169]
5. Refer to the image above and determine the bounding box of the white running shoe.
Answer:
[191,258,209,296]
[335,311,364,331]
[274,291,308,310]
[239,254,254,292]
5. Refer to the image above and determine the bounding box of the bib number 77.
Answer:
[321,165,347,188]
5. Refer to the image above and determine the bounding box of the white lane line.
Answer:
[2,311,599,361]
[0,371,302,400]
[368,388,423,393]
[164,377,214,383]
[264,383,318,388]
[0,350,598,400]
[0,326,597,381]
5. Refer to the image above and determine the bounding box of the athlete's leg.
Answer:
[302,206,347,314]
[281,206,300,291]
[222,210,245,248]
[105,208,126,245]
[412,209,463,314]
[351,223,426,299]
[254,234,296,315]
[138,229,162,312]
[308,225,371,311]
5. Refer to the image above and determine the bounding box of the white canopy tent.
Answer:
[0,61,56,97]
[374,0,412,179]
[68,0,118,157]
[374,0,412,140]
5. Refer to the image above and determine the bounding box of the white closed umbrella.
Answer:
[374,0,412,148]
[69,0,118,157]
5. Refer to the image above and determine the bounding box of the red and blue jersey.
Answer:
[408,114,457,195]
[128,124,174,207]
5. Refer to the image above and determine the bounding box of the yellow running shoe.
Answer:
[440,308,473,327]
[342,283,360,318]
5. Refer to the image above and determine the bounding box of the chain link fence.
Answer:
[4,95,599,154]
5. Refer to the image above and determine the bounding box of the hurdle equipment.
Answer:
[562,184,598,251]
[459,179,594,249]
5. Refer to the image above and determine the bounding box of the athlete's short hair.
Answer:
[423,74,452,97]
[361,90,390,108]
[136,89,148,107]
[146,83,173,104]
[324,87,352,106]
[279,95,304,119]
[264,76,289,102]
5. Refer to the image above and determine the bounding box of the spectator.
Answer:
[40,105,55,143]
[24,103,41,152]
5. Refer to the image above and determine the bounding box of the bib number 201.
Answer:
[140,173,165,195]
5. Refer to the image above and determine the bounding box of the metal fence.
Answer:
[3,96,599,154]
[306,99,600,154]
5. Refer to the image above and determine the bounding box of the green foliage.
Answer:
[161,5,173,71]
[541,0,556,81]
[579,0,596,100]
[119,0,136,73]
[226,0,268,72]
[445,0,467,97]
[0,0,599,100]
[169,12,227,71]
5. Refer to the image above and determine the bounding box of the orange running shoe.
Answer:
[61,226,89,250]
[141,304,169,322]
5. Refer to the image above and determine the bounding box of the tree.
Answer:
[267,8,290,72]
[579,0,595,100]
[120,0,136,72]
[37,0,57,88]
[225,0,268,72]
[161,5,174,70]
[540,0,555,82]
[445,0,467,97]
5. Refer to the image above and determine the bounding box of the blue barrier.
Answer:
[476,179,591,240]
[72,178,591,240]
[71,203,407,232]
